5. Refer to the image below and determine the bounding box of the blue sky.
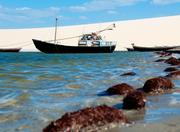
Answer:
[0,0,180,28]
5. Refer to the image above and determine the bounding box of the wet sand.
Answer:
[106,117,180,132]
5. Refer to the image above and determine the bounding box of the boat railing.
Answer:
[78,40,116,46]
[101,41,117,46]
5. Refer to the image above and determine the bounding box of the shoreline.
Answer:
[105,116,180,132]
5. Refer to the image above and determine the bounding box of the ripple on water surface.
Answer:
[0,52,179,132]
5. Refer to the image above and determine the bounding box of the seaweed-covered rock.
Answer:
[106,83,135,96]
[166,70,180,78]
[123,91,146,110]
[164,67,178,72]
[120,72,136,76]
[43,105,128,132]
[165,57,180,65]
[142,77,174,94]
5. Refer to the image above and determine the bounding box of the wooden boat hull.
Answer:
[132,45,178,52]
[0,48,21,52]
[32,39,116,53]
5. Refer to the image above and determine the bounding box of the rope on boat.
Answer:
[47,35,82,42]
[1,35,82,48]
[47,23,116,42]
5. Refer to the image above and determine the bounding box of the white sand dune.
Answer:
[0,15,180,51]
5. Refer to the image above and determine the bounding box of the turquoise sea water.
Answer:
[0,52,179,132]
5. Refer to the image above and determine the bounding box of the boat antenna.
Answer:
[54,17,58,43]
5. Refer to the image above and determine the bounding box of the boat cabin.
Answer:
[78,33,116,47]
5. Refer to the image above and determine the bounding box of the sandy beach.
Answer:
[0,15,180,51]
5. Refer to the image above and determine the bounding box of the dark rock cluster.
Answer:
[164,67,178,72]
[43,52,179,132]
[165,57,180,65]
[154,55,180,79]
[106,83,135,96]
[166,70,180,78]
[142,77,174,94]
[43,105,127,132]
[120,76,174,110]
[106,83,147,110]
[163,56,180,78]
[123,91,146,110]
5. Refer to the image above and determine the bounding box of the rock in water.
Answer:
[43,105,128,132]
[106,83,135,96]
[120,72,136,76]
[166,70,180,78]
[123,91,146,110]
[164,67,178,72]
[142,77,174,94]
[165,57,180,65]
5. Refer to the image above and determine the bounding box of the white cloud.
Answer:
[0,5,61,24]
[70,0,145,12]
[70,0,180,12]
[0,13,29,23]
[152,0,180,5]
[15,7,31,11]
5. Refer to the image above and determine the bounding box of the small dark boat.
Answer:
[167,47,180,54]
[33,19,116,54]
[0,48,21,52]
[132,44,178,52]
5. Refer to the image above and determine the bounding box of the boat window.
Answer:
[81,34,91,40]
[80,34,102,41]
[81,35,86,40]
[87,35,92,40]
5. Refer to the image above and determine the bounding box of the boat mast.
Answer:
[54,17,58,44]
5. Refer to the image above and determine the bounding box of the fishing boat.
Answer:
[33,37,116,54]
[32,18,116,53]
[131,43,178,52]
[0,48,21,52]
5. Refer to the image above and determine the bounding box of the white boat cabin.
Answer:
[78,33,116,47]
